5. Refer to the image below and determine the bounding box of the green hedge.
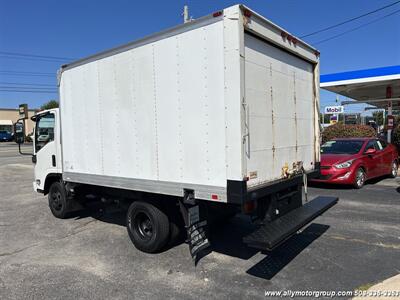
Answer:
[322,124,376,144]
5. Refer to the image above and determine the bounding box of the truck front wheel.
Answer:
[48,181,72,219]
[127,201,170,253]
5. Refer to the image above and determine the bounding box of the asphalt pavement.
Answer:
[0,142,399,299]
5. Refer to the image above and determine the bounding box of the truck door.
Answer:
[376,139,390,175]
[244,33,316,187]
[363,140,380,178]
[34,111,60,190]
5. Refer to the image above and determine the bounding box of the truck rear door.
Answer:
[244,33,317,188]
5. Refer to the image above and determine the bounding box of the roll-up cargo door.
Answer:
[244,33,316,188]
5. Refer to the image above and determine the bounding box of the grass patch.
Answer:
[357,282,375,291]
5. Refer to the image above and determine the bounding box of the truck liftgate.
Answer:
[243,196,338,250]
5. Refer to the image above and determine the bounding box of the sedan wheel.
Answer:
[354,168,366,189]
[390,161,398,178]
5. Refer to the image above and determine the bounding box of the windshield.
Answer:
[321,140,364,155]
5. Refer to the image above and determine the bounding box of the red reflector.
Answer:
[243,9,252,18]
[213,11,222,17]
[243,201,255,214]
[211,194,219,200]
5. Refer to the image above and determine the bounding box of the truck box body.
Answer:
[59,5,320,203]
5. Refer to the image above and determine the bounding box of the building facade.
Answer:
[0,108,37,136]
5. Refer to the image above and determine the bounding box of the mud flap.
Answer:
[179,190,211,262]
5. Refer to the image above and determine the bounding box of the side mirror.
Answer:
[14,121,25,144]
[365,148,376,155]
[13,119,33,156]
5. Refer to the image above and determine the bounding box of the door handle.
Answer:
[243,102,250,158]
[52,155,56,167]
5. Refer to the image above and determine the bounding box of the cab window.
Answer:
[35,113,55,152]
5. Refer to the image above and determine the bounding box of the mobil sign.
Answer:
[324,105,344,114]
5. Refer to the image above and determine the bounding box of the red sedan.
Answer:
[312,138,398,188]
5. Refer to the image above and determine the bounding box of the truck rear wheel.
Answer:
[48,181,71,219]
[127,201,170,253]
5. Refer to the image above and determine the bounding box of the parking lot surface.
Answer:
[0,142,399,299]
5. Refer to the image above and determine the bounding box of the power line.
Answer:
[0,55,67,63]
[0,74,54,77]
[0,81,55,86]
[0,89,57,94]
[0,51,74,61]
[300,0,400,38]
[0,86,57,90]
[313,8,400,45]
[0,70,55,77]
[0,70,54,75]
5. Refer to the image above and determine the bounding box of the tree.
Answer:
[320,113,331,124]
[40,100,59,110]
[372,111,384,126]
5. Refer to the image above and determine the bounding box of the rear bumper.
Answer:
[226,165,339,250]
[227,167,320,205]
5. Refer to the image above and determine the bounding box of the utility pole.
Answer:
[183,5,190,23]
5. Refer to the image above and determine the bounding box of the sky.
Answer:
[0,0,399,112]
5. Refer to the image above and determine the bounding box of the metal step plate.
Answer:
[243,196,338,250]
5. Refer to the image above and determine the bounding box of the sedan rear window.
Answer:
[321,140,364,154]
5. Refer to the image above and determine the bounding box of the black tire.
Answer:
[353,168,366,189]
[389,160,398,178]
[167,206,184,247]
[48,181,71,219]
[126,201,170,253]
[168,219,184,247]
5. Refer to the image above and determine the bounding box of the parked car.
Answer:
[0,130,13,142]
[26,131,34,143]
[311,138,398,188]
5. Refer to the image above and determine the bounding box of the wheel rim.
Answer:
[392,162,398,177]
[51,190,63,211]
[356,169,365,187]
[133,212,153,240]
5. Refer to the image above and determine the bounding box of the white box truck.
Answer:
[16,5,337,258]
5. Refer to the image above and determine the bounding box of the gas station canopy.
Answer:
[320,65,400,110]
